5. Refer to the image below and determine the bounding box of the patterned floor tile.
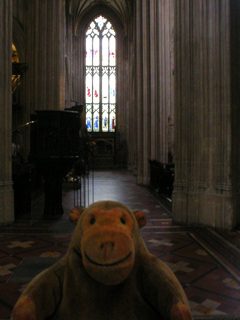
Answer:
[190,299,227,316]
[0,235,56,255]
[193,267,240,300]
[29,234,72,246]
[216,230,240,249]
[0,257,21,283]
[14,245,68,259]
[160,254,217,285]
[172,242,215,263]
[144,233,192,255]
[185,286,240,315]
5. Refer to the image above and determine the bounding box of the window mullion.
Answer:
[108,34,110,132]
[99,31,102,132]
[91,33,94,131]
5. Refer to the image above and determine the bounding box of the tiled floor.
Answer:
[1,170,240,319]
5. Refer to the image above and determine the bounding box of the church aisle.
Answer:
[0,170,240,319]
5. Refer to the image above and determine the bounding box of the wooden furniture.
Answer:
[149,160,174,198]
[90,132,116,168]
[29,110,80,218]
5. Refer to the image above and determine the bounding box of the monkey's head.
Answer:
[70,201,146,286]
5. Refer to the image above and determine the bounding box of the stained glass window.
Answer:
[85,16,116,132]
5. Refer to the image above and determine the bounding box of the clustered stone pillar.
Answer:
[0,0,15,224]
[131,0,174,185]
[25,0,66,116]
[172,0,237,229]
[135,0,145,185]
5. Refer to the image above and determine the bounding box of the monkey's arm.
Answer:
[11,256,67,320]
[141,255,193,320]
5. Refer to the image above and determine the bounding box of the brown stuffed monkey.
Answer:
[11,200,192,320]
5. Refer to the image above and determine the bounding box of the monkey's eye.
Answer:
[120,217,126,225]
[90,217,96,225]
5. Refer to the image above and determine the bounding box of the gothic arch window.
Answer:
[85,15,116,132]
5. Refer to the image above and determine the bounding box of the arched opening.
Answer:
[73,4,128,168]
[85,15,116,133]
[83,14,119,167]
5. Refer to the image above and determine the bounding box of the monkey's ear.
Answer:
[69,206,85,225]
[133,210,147,228]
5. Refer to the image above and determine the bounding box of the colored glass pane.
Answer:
[102,74,108,103]
[86,73,92,104]
[110,105,116,132]
[93,36,99,66]
[93,73,99,103]
[93,104,99,132]
[102,104,108,132]
[109,36,115,66]
[102,36,108,66]
[86,36,92,65]
[110,74,116,103]
[86,104,92,132]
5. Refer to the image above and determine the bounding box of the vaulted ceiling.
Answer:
[69,0,133,34]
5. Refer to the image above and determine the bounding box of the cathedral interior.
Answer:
[1,0,240,319]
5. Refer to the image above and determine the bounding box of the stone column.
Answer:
[127,14,136,171]
[135,0,151,185]
[126,2,138,173]
[173,0,235,229]
[150,0,158,161]
[0,0,15,224]
[160,0,175,163]
[26,0,66,115]
[231,0,240,227]
[133,0,174,184]
[135,0,144,183]
[142,0,151,185]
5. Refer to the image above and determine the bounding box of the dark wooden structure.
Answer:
[149,160,174,198]
[90,132,116,168]
[29,110,80,218]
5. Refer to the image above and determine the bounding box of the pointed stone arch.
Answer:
[12,17,26,63]
[70,3,130,167]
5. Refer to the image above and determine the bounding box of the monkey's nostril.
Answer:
[100,242,115,250]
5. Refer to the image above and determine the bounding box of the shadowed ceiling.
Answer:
[69,0,132,34]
